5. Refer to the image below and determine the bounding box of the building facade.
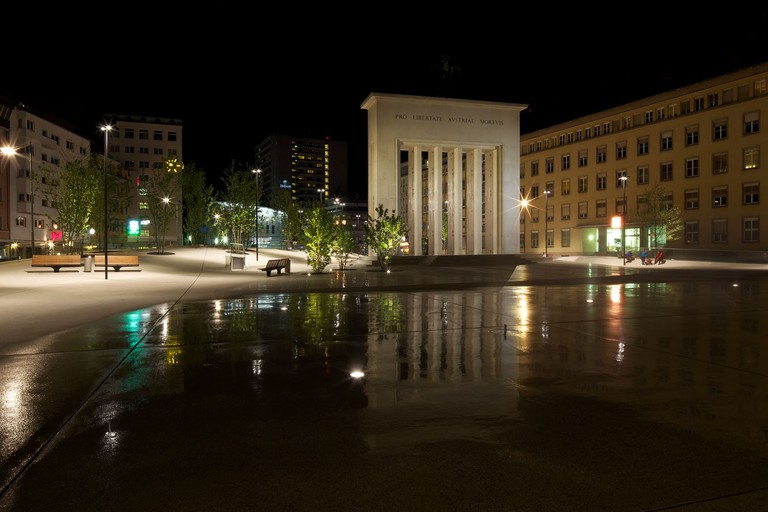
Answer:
[254,134,348,207]
[363,93,526,256]
[105,114,183,248]
[520,62,768,262]
[0,99,91,259]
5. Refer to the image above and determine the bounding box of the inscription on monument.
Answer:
[394,112,504,126]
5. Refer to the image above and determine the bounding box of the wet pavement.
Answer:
[1,248,768,511]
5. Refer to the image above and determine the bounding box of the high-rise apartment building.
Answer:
[0,99,91,259]
[105,114,183,248]
[520,62,768,262]
[254,134,348,207]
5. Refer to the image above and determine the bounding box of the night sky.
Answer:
[4,9,767,199]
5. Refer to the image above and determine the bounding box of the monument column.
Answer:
[429,146,442,256]
[451,147,463,254]
[410,145,422,256]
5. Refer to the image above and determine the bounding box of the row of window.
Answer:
[520,217,761,248]
[684,218,760,243]
[21,119,87,156]
[121,160,165,169]
[11,217,45,228]
[15,194,58,208]
[521,229,570,249]
[526,130,760,177]
[521,183,759,222]
[111,128,178,141]
[525,78,767,154]
[113,147,178,169]
[117,146,166,155]
[523,150,760,200]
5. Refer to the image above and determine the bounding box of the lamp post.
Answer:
[317,188,324,204]
[543,190,551,258]
[162,197,175,254]
[520,198,530,254]
[101,124,112,280]
[620,175,628,266]
[1,144,34,257]
[252,168,262,261]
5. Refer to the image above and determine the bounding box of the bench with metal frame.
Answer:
[31,254,83,272]
[93,254,140,271]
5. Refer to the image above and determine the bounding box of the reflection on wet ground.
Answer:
[3,270,768,511]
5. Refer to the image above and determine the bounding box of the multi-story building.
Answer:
[254,134,348,207]
[520,62,768,262]
[0,98,91,259]
[104,114,183,248]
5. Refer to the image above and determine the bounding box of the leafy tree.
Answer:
[331,222,356,270]
[270,187,304,249]
[182,162,215,245]
[633,183,683,250]
[37,153,129,254]
[146,156,183,254]
[37,155,101,254]
[302,206,335,273]
[214,162,260,248]
[364,204,408,271]
[442,208,448,253]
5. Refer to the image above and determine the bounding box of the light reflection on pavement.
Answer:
[2,261,768,511]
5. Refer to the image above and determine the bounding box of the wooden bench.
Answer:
[259,258,290,276]
[93,254,140,271]
[31,254,83,272]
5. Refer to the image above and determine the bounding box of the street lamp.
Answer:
[1,144,34,257]
[162,197,176,253]
[317,188,324,204]
[252,168,262,261]
[543,190,551,258]
[520,198,530,254]
[101,124,113,280]
[620,175,628,266]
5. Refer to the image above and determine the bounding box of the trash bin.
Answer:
[83,255,94,272]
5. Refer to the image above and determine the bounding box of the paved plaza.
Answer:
[1,247,768,511]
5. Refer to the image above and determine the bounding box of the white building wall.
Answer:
[3,107,90,256]
[362,93,526,255]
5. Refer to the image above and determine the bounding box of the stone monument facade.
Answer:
[362,93,526,256]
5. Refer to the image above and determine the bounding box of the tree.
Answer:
[331,222,356,270]
[633,183,683,250]
[442,208,448,253]
[146,156,183,254]
[270,187,304,249]
[364,204,408,271]
[182,162,215,245]
[214,162,259,248]
[37,153,129,254]
[37,155,102,254]
[302,206,335,273]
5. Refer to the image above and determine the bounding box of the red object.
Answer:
[50,230,62,241]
